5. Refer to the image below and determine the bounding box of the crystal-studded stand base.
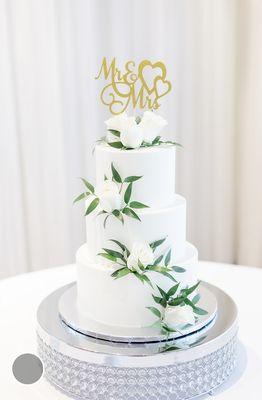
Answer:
[37,282,238,400]
[38,334,237,400]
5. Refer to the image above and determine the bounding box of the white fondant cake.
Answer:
[75,112,203,332]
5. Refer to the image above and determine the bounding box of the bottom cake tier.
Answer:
[76,242,198,328]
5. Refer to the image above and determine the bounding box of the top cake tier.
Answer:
[95,143,176,209]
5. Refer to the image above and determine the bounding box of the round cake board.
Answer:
[58,282,217,343]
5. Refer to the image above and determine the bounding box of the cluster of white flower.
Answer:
[105,111,167,149]
[126,242,154,273]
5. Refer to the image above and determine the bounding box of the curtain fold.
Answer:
[235,0,262,266]
[0,0,261,278]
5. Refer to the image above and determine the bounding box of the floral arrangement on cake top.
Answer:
[101,111,181,150]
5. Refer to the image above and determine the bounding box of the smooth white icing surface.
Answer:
[76,242,198,328]
[86,194,186,262]
[95,143,176,209]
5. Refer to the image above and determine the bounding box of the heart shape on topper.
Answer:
[138,60,167,94]
[155,77,172,98]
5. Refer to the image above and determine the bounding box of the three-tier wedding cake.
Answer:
[74,111,206,335]
[37,110,238,400]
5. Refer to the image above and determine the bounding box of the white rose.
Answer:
[95,180,122,213]
[163,305,195,329]
[139,111,167,143]
[126,254,142,273]
[105,112,136,133]
[120,125,144,149]
[127,242,154,272]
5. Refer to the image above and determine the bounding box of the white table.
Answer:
[0,262,262,399]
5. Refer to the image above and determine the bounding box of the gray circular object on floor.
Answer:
[36,281,238,400]
[12,353,43,384]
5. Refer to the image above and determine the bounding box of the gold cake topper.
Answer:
[95,58,172,115]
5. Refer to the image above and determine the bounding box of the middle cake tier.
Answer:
[86,194,186,262]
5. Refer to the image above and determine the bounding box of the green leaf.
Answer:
[80,178,94,194]
[111,163,122,183]
[124,176,142,183]
[129,201,149,209]
[147,265,166,273]
[161,323,178,333]
[167,283,180,299]
[85,197,99,215]
[193,306,208,316]
[109,239,130,256]
[108,129,120,137]
[161,345,182,353]
[97,210,107,217]
[124,183,132,204]
[102,248,125,261]
[108,142,123,149]
[168,297,185,307]
[142,274,154,287]
[109,239,125,251]
[111,267,130,279]
[146,266,177,282]
[103,214,110,228]
[184,298,208,315]
[98,253,117,262]
[181,281,200,297]
[156,285,168,300]
[192,294,201,304]
[153,255,164,265]
[173,266,186,273]
[152,294,167,307]
[149,238,166,251]
[152,135,161,145]
[73,192,89,204]
[163,140,182,147]
[161,271,177,283]
[152,295,163,305]
[134,273,153,288]
[112,209,124,224]
[122,207,141,221]
[146,306,161,319]
[164,249,172,266]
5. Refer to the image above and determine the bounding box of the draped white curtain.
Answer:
[0,0,261,279]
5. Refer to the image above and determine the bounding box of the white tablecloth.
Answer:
[0,262,262,399]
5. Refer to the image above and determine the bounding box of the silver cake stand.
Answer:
[37,282,238,400]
